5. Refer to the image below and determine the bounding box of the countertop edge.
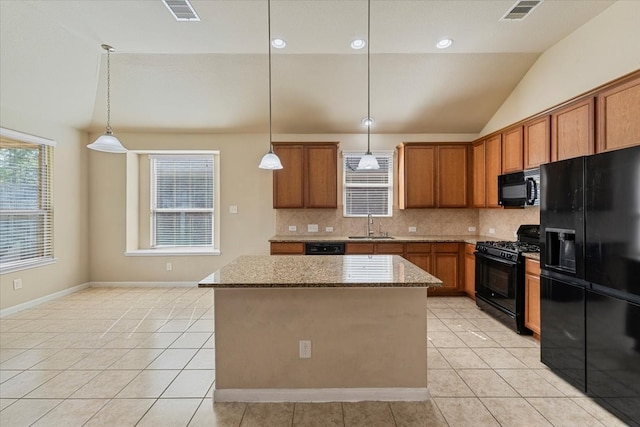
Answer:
[269,235,504,245]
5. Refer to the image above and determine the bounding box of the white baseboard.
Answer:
[213,387,430,403]
[90,281,198,288]
[0,282,90,317]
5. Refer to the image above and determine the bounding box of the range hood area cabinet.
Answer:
[398,142,469,209]
[272,142,338,209]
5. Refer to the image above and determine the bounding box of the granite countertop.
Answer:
[198,255,443,289]
[269,235,504,245]
[523,252,541,261]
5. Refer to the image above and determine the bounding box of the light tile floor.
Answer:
[0,287,632,426]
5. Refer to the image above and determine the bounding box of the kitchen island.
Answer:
[198,255,442,402]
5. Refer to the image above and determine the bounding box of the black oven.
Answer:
[475,252,521,319]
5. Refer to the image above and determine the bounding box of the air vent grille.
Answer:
[500,0,543,21]
[163,0,200,21]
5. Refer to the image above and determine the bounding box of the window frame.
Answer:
[0,127,56,274]
[342,151,394,218]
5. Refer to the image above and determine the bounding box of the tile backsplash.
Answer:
[276,207,540,241]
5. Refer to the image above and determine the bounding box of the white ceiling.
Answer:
[0,0,616,135]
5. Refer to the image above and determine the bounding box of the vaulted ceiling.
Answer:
[0,0,616,135]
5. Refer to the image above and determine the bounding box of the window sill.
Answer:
[124,249,220,257]
[0,258,58,274]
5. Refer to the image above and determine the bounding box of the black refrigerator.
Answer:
[540,145,640,426]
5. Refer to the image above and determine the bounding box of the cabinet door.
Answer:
[345,243,375,254]
[485,135,502,208]
[551,97,595,161]
[403,146,436,208]
[525,259,541,336]
[438,145,468,207]
[273,145,304,208]
[464,244,476,299]
[405,254,431,273]
[472,141,486,208]
[501,125,523,173]
[270,242,305,255]
[523,116,551,169]
[305,145,337,208]
[597,75,640,153]
[376,242,404,255]
[429,243,462,295]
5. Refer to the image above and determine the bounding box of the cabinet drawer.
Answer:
[376,242,405,254]
[406,243,431,254]
[345,243,375,254]
[270,242,304,255]
[525,258,541,275]
[433,242,460,253]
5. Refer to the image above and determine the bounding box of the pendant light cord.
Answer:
[367,0,371,154]
[268,0,273,153]
[106,47,112,134]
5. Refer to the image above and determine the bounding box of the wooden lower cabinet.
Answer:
[270,242,305,255]
[345,242,404,255]
[405,242,463,296]
[464,243,476,299]
[524,258,541,338]
[405,243,432,274]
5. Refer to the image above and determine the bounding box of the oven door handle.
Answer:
[474,252,516,266]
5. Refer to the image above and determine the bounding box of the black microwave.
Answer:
[498,168,540,207]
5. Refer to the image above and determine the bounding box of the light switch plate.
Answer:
[408,226,417,232]
[288,225,297,232]
[229,205,238,214]
[325,227,333,232]
[308,224,319,232]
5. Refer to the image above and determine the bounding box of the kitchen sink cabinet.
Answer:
[523,115,551,169]
[398,143,468,209]
[596,74,640,153]
[270,242,305,255]
[272,142,338,209]
[464,243,476,299]
[501,125,524,173]
[551,97,595,162]
[525,258,541,338]
[345,242,404,255]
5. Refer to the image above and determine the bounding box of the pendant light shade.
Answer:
[357,0,379,170]
[258,0,283,170]
[88,44,127,153]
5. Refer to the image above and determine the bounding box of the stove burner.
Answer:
[478,241,541,253]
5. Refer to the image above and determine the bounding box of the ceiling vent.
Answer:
[162,0,200,21]
[500,0,543,21]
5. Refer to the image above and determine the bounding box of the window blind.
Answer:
[343,153,393,217]
[0,135,54,272]
[150,155,214,248]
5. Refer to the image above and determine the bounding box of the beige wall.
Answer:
[481,0,640,136]
[0,108,90,310]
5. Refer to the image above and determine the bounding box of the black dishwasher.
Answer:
[304,242,345,255]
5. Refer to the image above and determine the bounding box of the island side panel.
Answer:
[214,287,427,390]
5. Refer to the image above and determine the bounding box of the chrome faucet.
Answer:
[367,214,374,237]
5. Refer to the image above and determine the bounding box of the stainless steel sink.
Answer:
[348,236,395,240]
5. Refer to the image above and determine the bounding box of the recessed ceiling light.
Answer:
[436,38,453,49]
[271,38,287,49]
[351,39,366,50]
[361,117,375,127]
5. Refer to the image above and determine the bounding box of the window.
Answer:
[0,128,55,273]
[343,152,393,217]
[150,154,214,248]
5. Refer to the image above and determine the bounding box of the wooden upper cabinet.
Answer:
[399,143,468,209]
[597,74,640,153]
[501,125,524,173]
[438,145,468,208]
[472,141,486,208]
[485,135,502,208]
[523,115,551,169]
[305,145,337,208]
[551,97,595,162]
[272,145,304,208]
[399,145,436,208]
[272,142,338,209]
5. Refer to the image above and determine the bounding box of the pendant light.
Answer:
[357,0,379,170]
[87,44,127,153]
[258,0,283,170]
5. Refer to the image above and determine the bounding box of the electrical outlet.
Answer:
[489,228,496,234]
[325,227,333,232]
[299,340,311,359]
[308,224,319,233]
[408,226,417,232]
[468,226,476,232]
[229,205,238,214]
[13,279,22,290]
[166,262,173,271]
[288,225,297,232]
